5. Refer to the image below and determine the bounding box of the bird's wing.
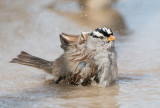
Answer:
[59,33,79,51]
[59,32,89,51]
[55,51,98,85]
[67,60,98,86]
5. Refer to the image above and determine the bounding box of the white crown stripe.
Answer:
[106,29,112,34]
[101,27,112,34]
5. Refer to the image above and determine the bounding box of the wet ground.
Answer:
[0,0,160,108]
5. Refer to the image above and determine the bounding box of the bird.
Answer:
[10,27,118,87]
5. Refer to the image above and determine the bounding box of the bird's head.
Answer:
[92,27,115,41]
[86,27,116,50]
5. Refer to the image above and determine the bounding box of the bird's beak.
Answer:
[107,35,116,41]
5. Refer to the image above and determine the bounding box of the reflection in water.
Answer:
[0,83,119,108]
[0,0,160,108]
[56,84,119,108]
[47,0,128,36]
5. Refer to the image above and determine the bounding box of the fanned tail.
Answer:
[10,51,53,74]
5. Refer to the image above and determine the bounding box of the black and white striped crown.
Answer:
[91,27,113,38]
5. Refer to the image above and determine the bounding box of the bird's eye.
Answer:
[100,36,104,39]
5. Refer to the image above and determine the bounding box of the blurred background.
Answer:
[0,0,160,108]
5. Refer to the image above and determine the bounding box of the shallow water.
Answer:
[0,0,160,108]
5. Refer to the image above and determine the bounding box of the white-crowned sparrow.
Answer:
[10,27,118,87]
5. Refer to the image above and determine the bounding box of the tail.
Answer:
[10,51,53,74]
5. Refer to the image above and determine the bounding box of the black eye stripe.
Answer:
[92,35,104,39]
[90,33,106,39]
[99,30,109,37]
[92,35,100,38]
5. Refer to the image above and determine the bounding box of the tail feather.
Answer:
[10,51,53,74]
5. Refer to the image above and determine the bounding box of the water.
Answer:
[0,0,160,108]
